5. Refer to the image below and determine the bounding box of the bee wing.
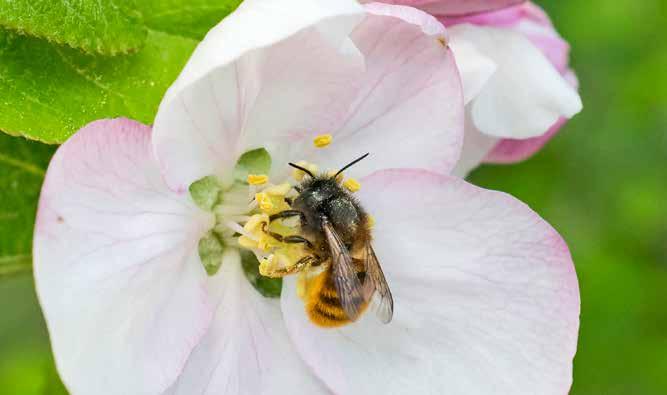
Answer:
[321,219,365,322]
[362,243,394,324]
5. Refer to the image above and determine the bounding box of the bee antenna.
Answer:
[335,153,369,177]
[288,162,315,178]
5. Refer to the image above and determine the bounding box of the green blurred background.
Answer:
[1,0,666,393]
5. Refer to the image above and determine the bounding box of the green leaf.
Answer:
[234,148,272,183]
[0,29,196,143]
[0,0,146,55]
[0,133,55,278]
[241,250,282,298]
[0,0,244,143]
[138,0,243,40]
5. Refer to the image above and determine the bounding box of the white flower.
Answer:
[441,1,584,174]
[33,1,579,394]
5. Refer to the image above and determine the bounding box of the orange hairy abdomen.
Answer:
[305,262,368,328]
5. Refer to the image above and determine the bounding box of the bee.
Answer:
[267,154,393,327]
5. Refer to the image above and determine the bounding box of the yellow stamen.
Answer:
[343,178,361,192]
[366,214,376,229]
[259,246,307,278]
[244,213,269,233]
[255,192,274,212]
[238,213,270,250]
[247,174,269,185]
[292,161,319,181]
[264,183,291,197]
[257,235,273,251]
[313,134,333,148]
[238,235,258,249]
[259,255,276,277]
[437,36,447,47]
[296,271,308,299]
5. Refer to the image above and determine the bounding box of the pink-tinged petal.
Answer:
[154,1,464,189]
[308,4,464,177]
[282,169,579,395]
[34,119,215,394]
[484,70,579,163]
[442,3,580,167]
[443,2,572,75]
[165,251,328,395]
[361,0,526,16]
[449,24,581,139]
[451,113,499,176]
[484,116,565,164]
[447,32,497,105]
[153,0,366,190]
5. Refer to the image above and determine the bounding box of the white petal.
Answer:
[165,250,328,395]
[34,119,215,394]
[154,2,465,189]
[448,36,497,105]
[281,169,579,395]
[450,24,582,138]
[303,4,464,178]
[451,113,499,177]
[152,0,366,190]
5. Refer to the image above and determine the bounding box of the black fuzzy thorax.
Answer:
[292,176,366,242]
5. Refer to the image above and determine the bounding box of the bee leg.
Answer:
[282,235,314,249]
[284,197,293,205]
[309,255,324,267]
[269,210,305,223]
[266,255,314,277]
[261,223,314,248]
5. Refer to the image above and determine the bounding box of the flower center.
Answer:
[189,137,363,298]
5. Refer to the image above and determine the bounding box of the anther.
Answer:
[247,174,269,185]
[343,178,361,192]
[292,161,319,181]
[367,214,376,229]
[264,183,291,197]
[255,192,274,212]
[313,134,333,148]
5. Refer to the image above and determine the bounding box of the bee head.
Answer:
[288,153,369,181]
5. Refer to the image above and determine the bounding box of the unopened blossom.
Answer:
[365,0,583,175]
[33,1,579,394]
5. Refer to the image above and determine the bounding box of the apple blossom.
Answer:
[364,0,583,175]
[33,1,579,395]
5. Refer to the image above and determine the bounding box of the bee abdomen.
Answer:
[306,270,368,328]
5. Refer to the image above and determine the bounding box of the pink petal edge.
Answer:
[282,168,580,395]
[34,118,214,394]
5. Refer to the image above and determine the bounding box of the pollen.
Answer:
[264,182,291,197]
[244,213,269,232]
[367,214,376,229]
[259,255,276,277]
[437,36,447,47]
[296,271,308,300]
[343,178,361,192]
[238,235,255,249]
[313,134,333,148]
[247,174,269,185]
[259,245,308,278]
[238,213,272,250]
[255,192,274,212]
[292,161,319,181]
